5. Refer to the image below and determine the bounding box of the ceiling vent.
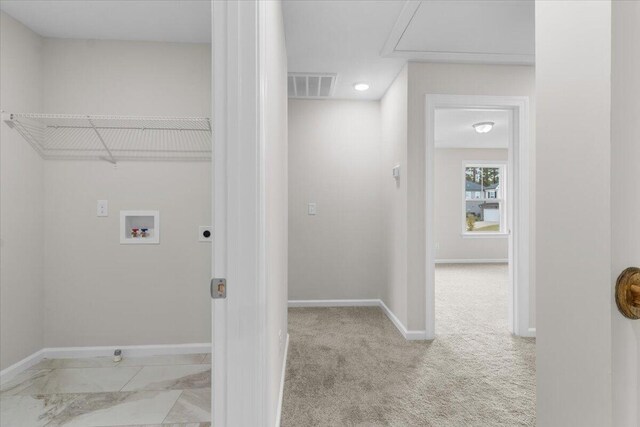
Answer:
[288,73,337,98]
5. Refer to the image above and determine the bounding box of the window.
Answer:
[463,163,506,235]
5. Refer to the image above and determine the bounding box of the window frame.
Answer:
[461,161,508,238]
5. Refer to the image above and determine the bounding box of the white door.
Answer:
[536,1,639,425]
[611,2,640,425]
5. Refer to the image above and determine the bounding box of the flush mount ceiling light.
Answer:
[353,83,370,91]
[472,121,495,134]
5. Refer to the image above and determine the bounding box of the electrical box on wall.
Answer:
[199,226,212,242]
[97,200,108,217]
[392,165,400,179]
[120,211,160,244]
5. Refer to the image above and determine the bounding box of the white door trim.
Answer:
[425,94,532,338]
[212,0,269,425]
[211,1,228,425]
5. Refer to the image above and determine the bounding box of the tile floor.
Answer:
[0,353,211,427]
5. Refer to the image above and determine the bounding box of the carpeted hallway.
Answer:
[281,263,535,426]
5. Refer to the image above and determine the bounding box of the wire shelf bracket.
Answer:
[2,112,212,163]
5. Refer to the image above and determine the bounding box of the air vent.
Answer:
[288,73,337,98]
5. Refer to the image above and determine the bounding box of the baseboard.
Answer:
[525,327,536,337]
[435,259,508,264]
[288,299,380,308]
[0,343,211,385]
[378,300,428,340]
[0,349,45,385]
[275,333,289,427]
[43,343,211,359]
[288,299,428,341]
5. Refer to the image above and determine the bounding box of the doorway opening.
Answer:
[426,95,533,339]
[434,108,510,337]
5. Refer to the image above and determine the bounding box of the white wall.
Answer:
[381,66,408,326]
[536,1,613,425]
[15,37,210,348]
[43,161,211,347]
[406,62,536,330]
[434,148,508,261]
[0,11,44,371]
[288,99,385,300]
[42,38,211,116]
[263,1,288,424]
[611,2,640,426]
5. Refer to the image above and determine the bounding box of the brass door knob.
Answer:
[615,267,640,319]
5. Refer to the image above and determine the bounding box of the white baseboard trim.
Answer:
[288,299,380,308]
[435,259,508,264]
[288,299,428,341]
[0,349,45,385]
[275,333,290,427]
[43,343,211,359]
[378,300,428,340]
[525,328,536,337]
[1,343,211,385]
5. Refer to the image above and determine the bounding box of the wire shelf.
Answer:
[3,113,212,163]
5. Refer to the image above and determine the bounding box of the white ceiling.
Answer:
[1,0,534,100]
[435,109,509,149]
[282,0,406,101]
[390,0,534,63]
[0,0,211,44]
[284,0,534,100]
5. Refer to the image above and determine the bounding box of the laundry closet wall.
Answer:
[41,39,212,347]
[0,11,45,371]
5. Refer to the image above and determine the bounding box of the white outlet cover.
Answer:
[97,200,108,217]
[199,226,213,242]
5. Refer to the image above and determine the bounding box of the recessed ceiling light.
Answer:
[472,121,495,133]
[353,83,370,91]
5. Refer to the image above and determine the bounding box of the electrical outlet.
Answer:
[97,200,108,217]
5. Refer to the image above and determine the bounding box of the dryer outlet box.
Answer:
[199,226,213,242]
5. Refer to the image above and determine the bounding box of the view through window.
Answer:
[464,164,506,234]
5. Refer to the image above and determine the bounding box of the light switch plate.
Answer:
[199,226,213,242]
[308,202,317,215]
[97,200,108,217]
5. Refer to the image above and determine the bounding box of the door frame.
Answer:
[212,0,269,425]
[425,94,533,338]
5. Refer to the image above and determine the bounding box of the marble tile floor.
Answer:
[0,354,211,427]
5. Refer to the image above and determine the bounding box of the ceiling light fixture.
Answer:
[353,83,370,91]
[472,121,495,134]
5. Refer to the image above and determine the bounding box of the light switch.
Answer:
[97,200,108,217]
[392,165,400,179]
[308,202,317,215]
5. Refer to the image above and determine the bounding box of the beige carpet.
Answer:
[282,264,535,426]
